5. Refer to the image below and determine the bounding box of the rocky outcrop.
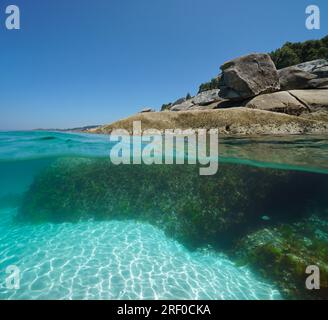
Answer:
[157,56,328,124]
[168,90,223,111]
[278,59,328,90]
[94,55,328,134]
[245,91,307,116]
[288,90,328,112]
[296,59,328,77]
[191,89,222,106]
[245,90,328,116]
[92,108,328,135]
[170,100,194,111]
[278,67,317,91]
[219,53,280,100]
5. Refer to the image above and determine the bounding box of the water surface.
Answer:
[1,131,327,300]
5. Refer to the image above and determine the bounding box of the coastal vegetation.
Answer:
[198,77,221,93]
[270,35,328,69]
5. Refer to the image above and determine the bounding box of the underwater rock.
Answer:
[19,158,328,249]
[235,216,328,300]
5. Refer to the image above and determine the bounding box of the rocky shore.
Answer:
[92,55,328,135]
[93,108,328,136]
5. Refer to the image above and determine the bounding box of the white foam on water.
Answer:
[0,208,281,300]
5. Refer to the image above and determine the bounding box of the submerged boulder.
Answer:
[219,53,280,100]
[19,158,328,249]
[235,216,328,300]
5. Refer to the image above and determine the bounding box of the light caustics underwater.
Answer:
[0,131,328,300]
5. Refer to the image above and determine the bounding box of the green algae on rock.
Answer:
[235,215,328,300]
[19,158,328,249]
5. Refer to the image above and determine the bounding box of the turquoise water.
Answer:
[0,208,280,300]
[0,131,327,300]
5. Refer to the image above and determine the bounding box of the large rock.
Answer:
[219,53,280,100]
[278,59,328,90]
[170,100,194,111]
[164,91,225,112]
[278,66,317,90]
[192,89,222,106]
[245,91,308,116]
[246,90,328,116]
[296,59,328,77]
[288,89,328,112]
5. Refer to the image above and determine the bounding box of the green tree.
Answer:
[198,77,221,93]
[270,35,328,69]
[270,46,300,69]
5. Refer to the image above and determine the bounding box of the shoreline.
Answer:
[89,108,328,136]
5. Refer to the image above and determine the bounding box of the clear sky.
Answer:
[0,0,327,130]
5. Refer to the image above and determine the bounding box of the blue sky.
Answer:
[0,0,327,130]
